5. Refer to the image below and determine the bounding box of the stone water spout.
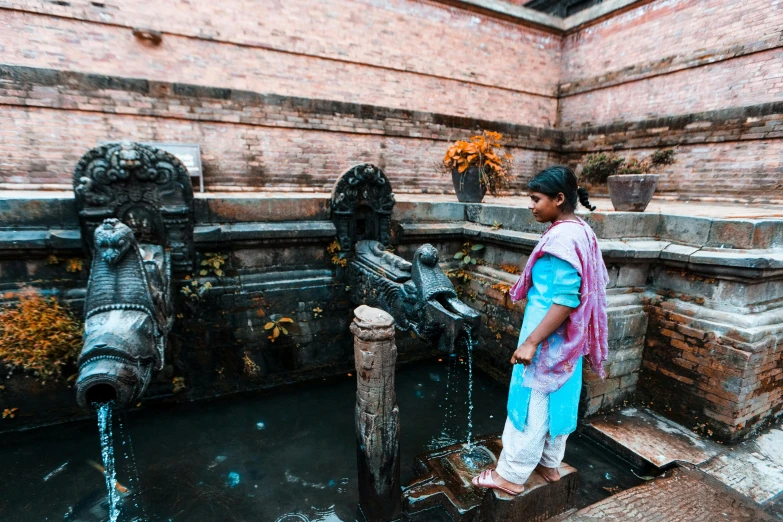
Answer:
[71,141,194,409]
[74,219,172,408]
[349,240,480,353]
[331,163,480,353]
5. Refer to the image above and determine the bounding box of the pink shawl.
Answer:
[509,218,609,381]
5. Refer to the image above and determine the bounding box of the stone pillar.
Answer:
[351,305,401,522]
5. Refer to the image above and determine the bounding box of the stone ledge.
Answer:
[194,195,332,223]
[648,296,783,343]
[405,221,783,274]
[0,229,81,250]
[193,221,336,243]
[398,222,468,238]
[3,195,782,249]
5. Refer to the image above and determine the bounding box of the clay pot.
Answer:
[607,174,659,212]
[451,166,486,203]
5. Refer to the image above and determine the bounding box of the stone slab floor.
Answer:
[552,466,774,521]
[580,408,783,521]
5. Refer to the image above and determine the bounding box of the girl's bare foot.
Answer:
[490,470,525,494]
[535,464,560,482]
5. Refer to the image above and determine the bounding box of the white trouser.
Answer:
[495,388,568,485]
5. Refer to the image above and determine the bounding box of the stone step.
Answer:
[551,465,775,522]
[477,464,578,522]
[403,435,577,522]
[582,407,783,520]
[583,407,722,469]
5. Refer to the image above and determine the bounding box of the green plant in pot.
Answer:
[580,149,675,212]
[443,131,514,203]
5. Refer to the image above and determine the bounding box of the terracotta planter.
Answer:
[451,166,486,203]
[607,174,659,212]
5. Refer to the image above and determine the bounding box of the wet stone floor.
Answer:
[0,358,643,522]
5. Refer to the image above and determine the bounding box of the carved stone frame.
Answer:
[73,141,195,275]
[330,163,396,252]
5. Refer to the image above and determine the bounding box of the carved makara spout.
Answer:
[349,240,480,353]
[74,219,172,409]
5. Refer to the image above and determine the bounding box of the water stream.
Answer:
[426,326,479,453]
[96,402,121,522]
[465,326,476,450]
[427,352,458,450]
[119,411,147,520]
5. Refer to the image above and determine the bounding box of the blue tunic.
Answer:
[507,254,583,438]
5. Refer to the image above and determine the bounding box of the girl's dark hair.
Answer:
[528,165,596,212]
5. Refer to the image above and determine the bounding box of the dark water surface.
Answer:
[0,358,642,521]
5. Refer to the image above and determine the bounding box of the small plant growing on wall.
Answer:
[264,317,295,343]
[242,352,261,377]
[199,253,226,277]
[490,282,512,295]
[453,242,485,267]
[327,240,347,267]
[446,243,485,298]
[498,263,521,275]
[180,277,212,302]
[0,289,83,383]
[66,259,84,273]
[172,376,186,394]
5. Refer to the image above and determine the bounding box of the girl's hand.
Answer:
[511,340,538,366]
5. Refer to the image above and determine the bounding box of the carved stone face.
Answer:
[117,141,142,170]
[94,218,135,265]
[418,244,440,267]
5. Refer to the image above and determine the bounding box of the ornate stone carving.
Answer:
[349,240,480,353]
[73,141,194,275]
[72,141,191,409]
[75,219,172,409]
[331,163,395,251]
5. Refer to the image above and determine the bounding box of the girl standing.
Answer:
[472,166,609,495]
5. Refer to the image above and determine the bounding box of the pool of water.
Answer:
[0,357,643,521]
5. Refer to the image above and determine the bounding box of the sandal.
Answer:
[471,469,523,496]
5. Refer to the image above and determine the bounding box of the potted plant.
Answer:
[580,149,675,212]
[443,131,514,203]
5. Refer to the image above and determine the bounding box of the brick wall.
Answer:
[0,5,558,127]
[3,0,561,97]
[1,0,783,197]
[559,49,783,128]
[558,0,783,199]
[641,303,783,442]
[0,100,559,192]
[560,0,783,93]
